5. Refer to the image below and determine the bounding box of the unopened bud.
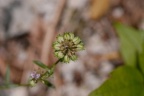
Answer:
[73,37,81,44]
[29,80,36,87]
[71,55,77,61]
[57,35,64,43]
[53,42,61,50]
[55,51,64,58]
[64,55,70,63]
[64,33,70,40]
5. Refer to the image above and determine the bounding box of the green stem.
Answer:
[41,58,62,78]
[0,84,30,90]
[51,58,62,67]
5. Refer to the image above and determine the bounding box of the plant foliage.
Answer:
[89,23,144,96]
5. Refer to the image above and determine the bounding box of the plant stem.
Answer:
[41,58,62,78]
[51,58,62,67]
[0,84,30,90]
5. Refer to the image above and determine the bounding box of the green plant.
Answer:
[89,23,144,96]
[0,32,84,89]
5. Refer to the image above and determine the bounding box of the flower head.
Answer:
[53,32,84,63]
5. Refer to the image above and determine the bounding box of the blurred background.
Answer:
[0,0,144,96]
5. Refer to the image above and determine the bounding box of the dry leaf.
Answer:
[90,0,110,20]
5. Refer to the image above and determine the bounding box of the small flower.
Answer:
[30,71,41,80]
[53,32,84,63]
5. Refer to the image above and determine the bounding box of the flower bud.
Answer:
[73,37,81,44]
[68,33,74,40]
[64,55,70,63]
[57,35,64,43]
[54,51,64,58]
[64,33,70,40]
[29,80,36,87]
[53,42,61,50]
[70,55,77,61]
[76,43,84,50]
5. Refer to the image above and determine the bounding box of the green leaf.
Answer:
[139,44,144,75]
[89,66,144,96]
[139,30,144,75]
[114,23,140,67]
[41,80,55,88]
[33,60,49,70]
[120,33,137,67]
[115,23,143,52]
[140,30,144,40]
[5,66,10,84]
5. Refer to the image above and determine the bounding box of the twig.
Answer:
[41,0,66,66]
